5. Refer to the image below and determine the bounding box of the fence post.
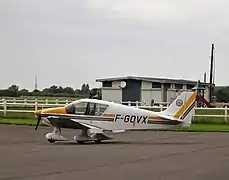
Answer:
[3,99,7,116]
[160,104,163,111]
[35,99,38,111]
[136,101,139,108]
[225,106,227,123]
[128,101,131,106]
[24,99,27,106]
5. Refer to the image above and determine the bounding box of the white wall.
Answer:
[101,88,122,103]
[167,89,182,103]
[112,81,122,88]
[141,81,162,105]
[101,80,122,102]
[167,83,187,103]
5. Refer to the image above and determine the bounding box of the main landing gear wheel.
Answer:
[48,139,55,143]
[77,141,85,144]
[94,140,102,144]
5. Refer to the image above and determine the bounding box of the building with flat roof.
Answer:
[96,76,211,106]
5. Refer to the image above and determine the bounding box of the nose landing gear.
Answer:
[45,127,68,143]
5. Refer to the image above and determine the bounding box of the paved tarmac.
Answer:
[1,124,229,180]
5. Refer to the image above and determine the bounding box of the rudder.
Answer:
[163,91,197,125]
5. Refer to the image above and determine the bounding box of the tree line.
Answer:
[0,84,92,98]
[0,84,228,102]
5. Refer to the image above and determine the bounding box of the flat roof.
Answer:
[96,76,210,85]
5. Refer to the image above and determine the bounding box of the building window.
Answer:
[175,84,183,89]
[103,81,112,87]
[152,82,161,88]
[164,83,171,89]
[187,84,194,89]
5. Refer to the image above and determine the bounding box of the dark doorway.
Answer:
[122,80,141,106]
[163,83,170,102]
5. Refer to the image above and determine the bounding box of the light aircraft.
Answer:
[34,91,197,144]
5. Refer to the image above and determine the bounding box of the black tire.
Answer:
[48,139,55,143]
[94,140,102,144]
[77,141,85,144]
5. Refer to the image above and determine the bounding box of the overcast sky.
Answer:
[0,0,228,90]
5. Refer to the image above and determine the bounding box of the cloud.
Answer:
[80,0,229,23]
[0,0,228,90]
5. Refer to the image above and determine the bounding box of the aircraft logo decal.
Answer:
[176,99,183,107]
[114,114,148,124]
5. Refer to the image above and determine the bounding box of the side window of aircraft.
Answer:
[86,103,97,115]
[95,104,109,116]
[74,102,88,115]
[66,101,109,116]
[83,103,109,116]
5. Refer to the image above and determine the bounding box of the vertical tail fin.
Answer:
[163,91,197,126]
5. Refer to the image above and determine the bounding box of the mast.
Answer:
[209,44,214,103]
[35,75,38,90]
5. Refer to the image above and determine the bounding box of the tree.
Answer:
[49,85,59,93]
[215,86,229,102]
[8,85,19,92]
[0,83,92,97]
[19,89,29,96]
[63,87,74,94]
[80,83,90,94]
[7,85,19,96]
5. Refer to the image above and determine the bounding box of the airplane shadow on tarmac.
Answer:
[49,140,203,146]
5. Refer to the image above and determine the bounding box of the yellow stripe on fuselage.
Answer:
[173,92,197,119]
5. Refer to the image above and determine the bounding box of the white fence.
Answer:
[0,98,229,122]
[0,98,170,107]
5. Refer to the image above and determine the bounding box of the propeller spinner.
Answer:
[33,107,67,131]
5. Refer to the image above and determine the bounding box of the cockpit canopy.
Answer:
[65,100,109,116]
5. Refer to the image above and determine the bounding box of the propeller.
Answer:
[35,115,41,131]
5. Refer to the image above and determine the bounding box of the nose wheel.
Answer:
[48,139,55,143]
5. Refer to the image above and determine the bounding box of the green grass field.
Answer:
[1,100,229,132]
[0,107,228,124]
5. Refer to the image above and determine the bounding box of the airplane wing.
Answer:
[72,121,125,134]
[45,116,125,134]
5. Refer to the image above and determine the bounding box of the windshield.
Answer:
[65,101,109,116]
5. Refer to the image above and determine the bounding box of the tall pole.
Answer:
[209,44,214,103]
[35,75,38,90]
[204,72,206,83]
[203,72,206,107]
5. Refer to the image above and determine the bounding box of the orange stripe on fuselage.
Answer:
[148,115,168,121]
[102,114,167,121]
[102,113,116,118]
